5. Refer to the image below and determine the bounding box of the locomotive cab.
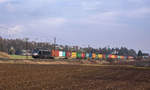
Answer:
[32,50,53,59]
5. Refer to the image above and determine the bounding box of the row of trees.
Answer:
[0,37,137,57]
[0,37,54,54]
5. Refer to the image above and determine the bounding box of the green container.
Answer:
[77,52,81,58]
[118,56,121,59]
[106,55,109,59]
[96,54,99,59]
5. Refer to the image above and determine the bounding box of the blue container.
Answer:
[124,56,127,60]
[89,53,92,58]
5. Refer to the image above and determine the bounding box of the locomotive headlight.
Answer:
[33,53,38,56]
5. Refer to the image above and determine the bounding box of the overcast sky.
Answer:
[0,0,150,53]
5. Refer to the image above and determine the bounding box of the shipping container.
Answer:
[114,55,117,59]
[86,53,89,59]
[59,51,63,57]
[89,53,92,58]
[77,52,81,59]
[71,52,77,58]
[66,51,71,57]
[51,50,59,57]
[95,54,99,60]
[62,51,66,57]
[92,53,96,59]
[111,55,116,59]
[124,56,127,59]
[128,56,134,59]
[105,55,109,59]
[51,50,55,57]
[118,56,121,59]
[103,54,106,59]
[120,56,124,59]
[108,54,112,58]
[81,53,85,59]
[98,54,103,59]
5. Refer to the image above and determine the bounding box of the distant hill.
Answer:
[0,52,11,59]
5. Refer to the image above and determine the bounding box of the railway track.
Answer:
[0,58,85,62]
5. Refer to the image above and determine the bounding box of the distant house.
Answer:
[142,53,149,59]
[21,50,32,56]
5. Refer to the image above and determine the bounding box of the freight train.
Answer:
[32,49,134,60]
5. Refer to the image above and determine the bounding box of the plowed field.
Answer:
[0,64,150,90]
